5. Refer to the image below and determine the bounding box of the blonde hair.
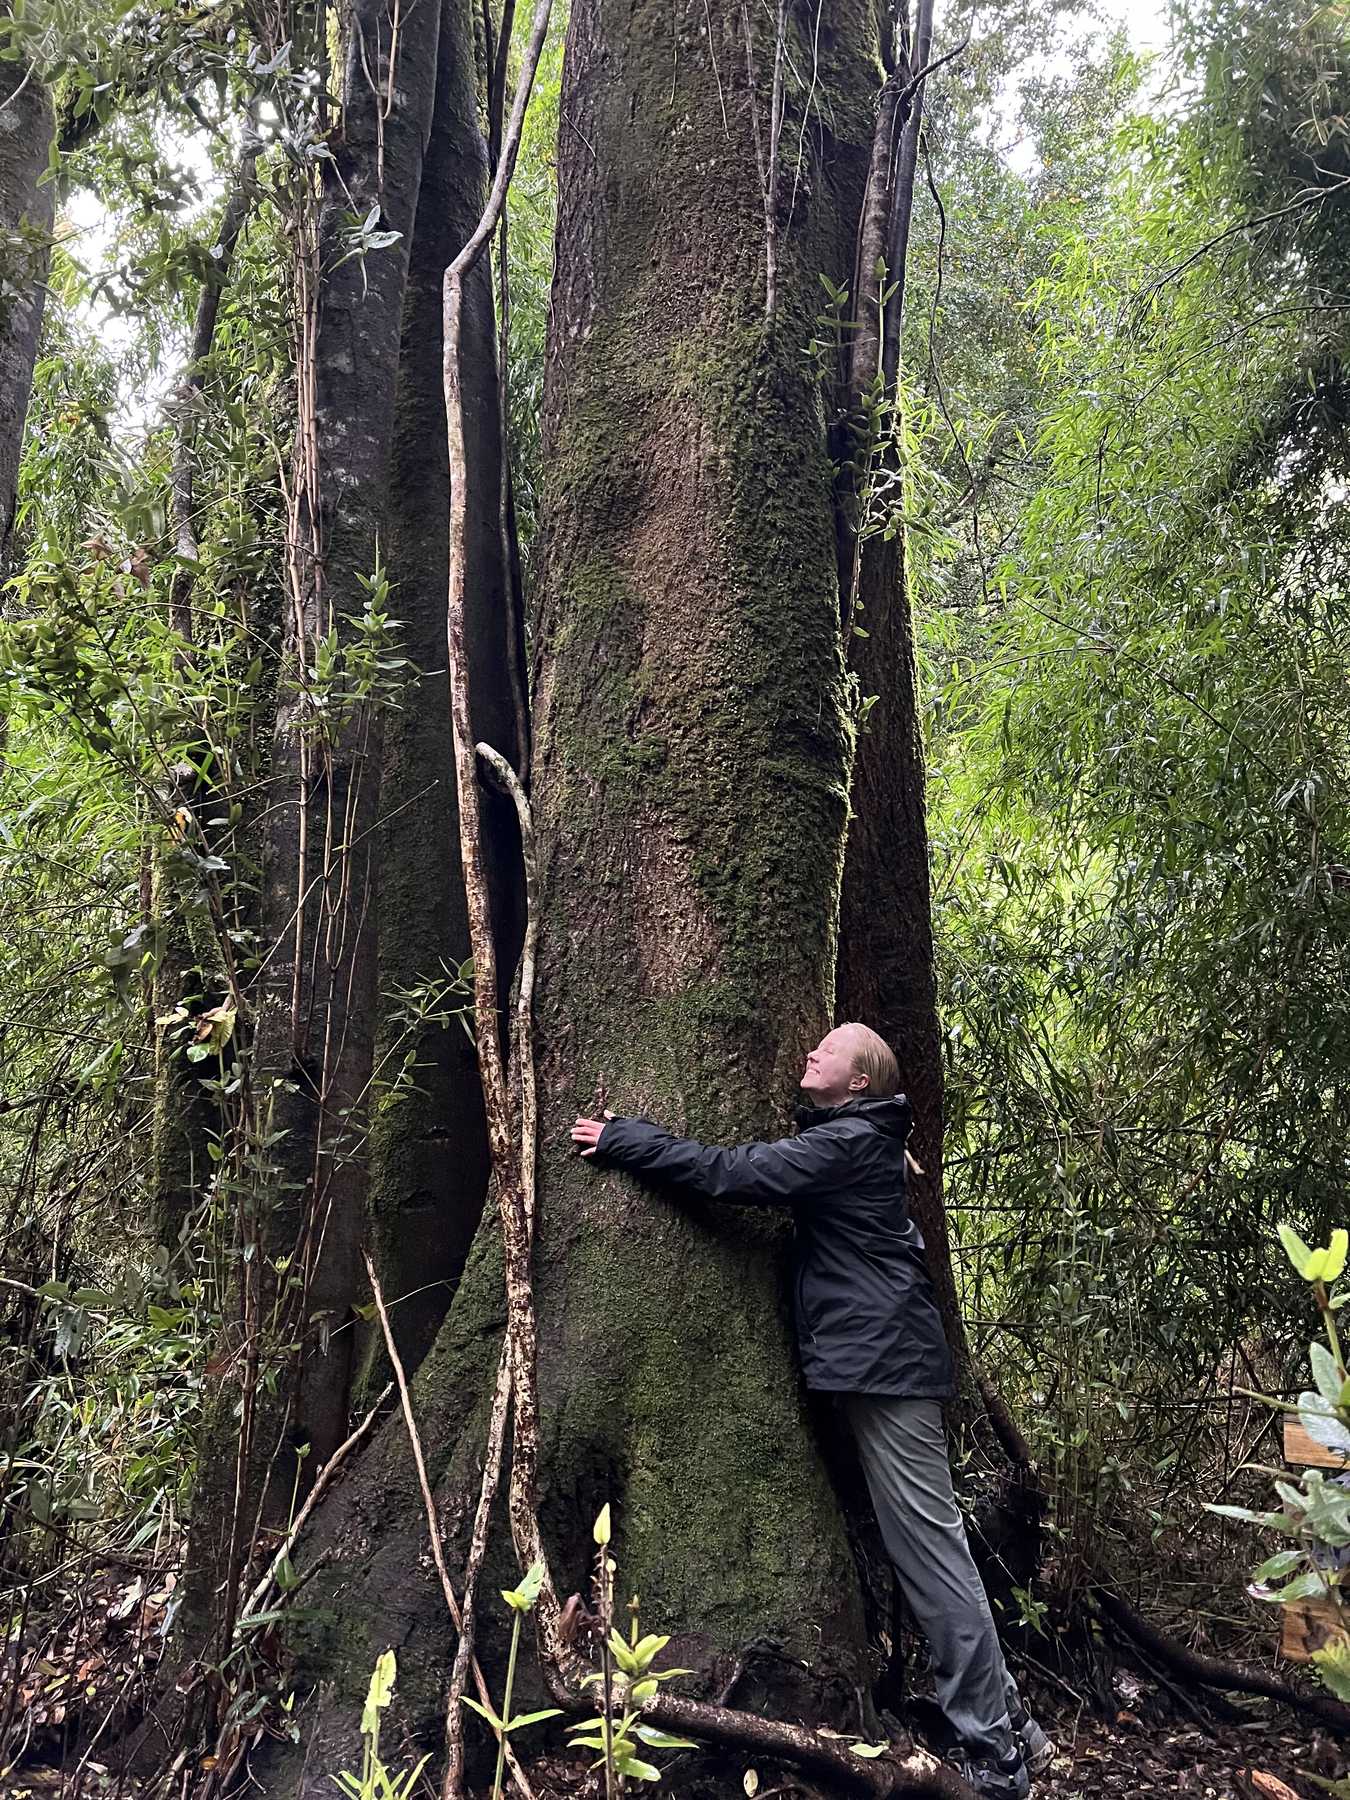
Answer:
[841,1022,901,1097]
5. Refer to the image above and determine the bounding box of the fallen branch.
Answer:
[1095,1583,1350,1735]
[543,1670,974,1800]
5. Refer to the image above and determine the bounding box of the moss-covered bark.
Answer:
[266,4,891,1790]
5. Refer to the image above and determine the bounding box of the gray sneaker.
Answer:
[1008,1702,1055,1775]
[948,1744,1030,1799]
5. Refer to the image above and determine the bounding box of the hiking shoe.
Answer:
[1009,1702,1055,1775]
[948,1743,1030,1799]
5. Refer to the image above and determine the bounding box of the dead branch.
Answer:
[1095,1583,1350,1735]
[237,1381,390,1625]
[543,1671,975,1799]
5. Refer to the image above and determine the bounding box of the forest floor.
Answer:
[2,1708,1345,1800]
[1008,1670,1346,1800]
[1027,1699,1342,1798]
[3,1567,1348,1800]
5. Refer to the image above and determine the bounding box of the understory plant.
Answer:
[1207,1226,1350,1700]
[566,1505,695,1789]
[460,1561,561,1800]
[333,1652,428,1800]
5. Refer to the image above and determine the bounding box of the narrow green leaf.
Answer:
[461,1696,503,1728]
[634,1726,699,1749]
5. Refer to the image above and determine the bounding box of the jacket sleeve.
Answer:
[592,1115,860,1207]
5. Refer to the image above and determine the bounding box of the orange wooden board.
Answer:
[1281,1591,1347,1662]
[1283,1417,1348,1468]
[1278,1418,1350,1661]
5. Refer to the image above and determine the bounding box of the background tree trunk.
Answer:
[0,40,54,762]
[182,0,445,1690]
[0,46,52,569]
[360,0,525,1394]
[270,2,890,1786]
[837,534,961,1359]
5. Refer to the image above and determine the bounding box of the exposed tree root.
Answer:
[538,1665,975,1800]
[1095,1583,1350,1735]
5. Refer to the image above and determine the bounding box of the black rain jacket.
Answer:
[594,1097,954,1399]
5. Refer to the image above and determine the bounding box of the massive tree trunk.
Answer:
[361,0,524,1393]
[267,1,887,1787]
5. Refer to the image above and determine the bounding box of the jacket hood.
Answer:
[794,1094,913,1138]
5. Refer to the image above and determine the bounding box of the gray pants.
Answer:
[845,1393,1019,1759]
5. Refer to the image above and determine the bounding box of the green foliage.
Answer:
[897,0,1350,1573]
[567,1510,694,1789]
[332,1651,431,1800]
[1205,1225,1350,1697]
[3,1252,206,1559]
[460,1560,561,1800]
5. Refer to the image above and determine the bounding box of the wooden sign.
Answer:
[1282,1417,1349,1470]
[1281,1590,1347,1663]
[1280,1417,1350,1661]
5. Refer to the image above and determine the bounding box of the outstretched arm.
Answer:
[570,1111,858,1206]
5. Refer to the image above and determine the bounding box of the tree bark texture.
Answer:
[360,0,525,1395]
[521,0,876,1679]
[267,2,890,1787]
[251,0,442,1468]
[184,0,445,1677]
[0,45,52,570]
[837,536,960,1359]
